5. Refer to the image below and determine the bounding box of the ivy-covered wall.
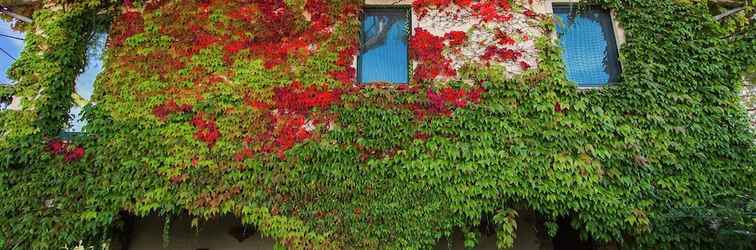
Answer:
[0,0,754,249]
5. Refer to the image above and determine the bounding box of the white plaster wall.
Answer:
[7,96,21,110]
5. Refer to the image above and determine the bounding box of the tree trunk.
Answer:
[1,0,41,7]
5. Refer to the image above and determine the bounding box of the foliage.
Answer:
[0,0,754,249]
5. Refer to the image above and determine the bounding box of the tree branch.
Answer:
[0,0,40,7]
[361,16,399,52]
[715,6,746,20]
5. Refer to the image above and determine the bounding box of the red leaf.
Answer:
[444,31,467,46]
[47,139,67,155]
[519,61,531,70]
[64,146,85,162]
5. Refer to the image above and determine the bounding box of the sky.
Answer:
[0,19,25,85]
[75,32,107,101]
[68,32,108,132]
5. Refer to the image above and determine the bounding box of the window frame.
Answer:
[541,0,625,89]
[357,5,412,85]
[0,93,11,111]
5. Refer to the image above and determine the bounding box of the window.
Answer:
[0,18,24,85]
[358,8,410,84]
[67,32,107,133]
[0,95,11,110]
[553,5,621,87]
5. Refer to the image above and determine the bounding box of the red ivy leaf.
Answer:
[444,31,467,46]
[64,146,85,162]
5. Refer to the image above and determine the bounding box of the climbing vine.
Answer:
[0,0,754,249]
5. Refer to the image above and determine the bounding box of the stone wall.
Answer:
[742,76,755,128]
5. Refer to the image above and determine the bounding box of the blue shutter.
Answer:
[553,5,621,87]
[358,8,409,84]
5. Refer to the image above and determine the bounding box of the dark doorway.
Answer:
[552,217,594,250]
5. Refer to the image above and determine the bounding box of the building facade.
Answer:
[0,0,754,249]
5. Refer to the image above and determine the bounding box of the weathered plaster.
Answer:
[7,96,21,110]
